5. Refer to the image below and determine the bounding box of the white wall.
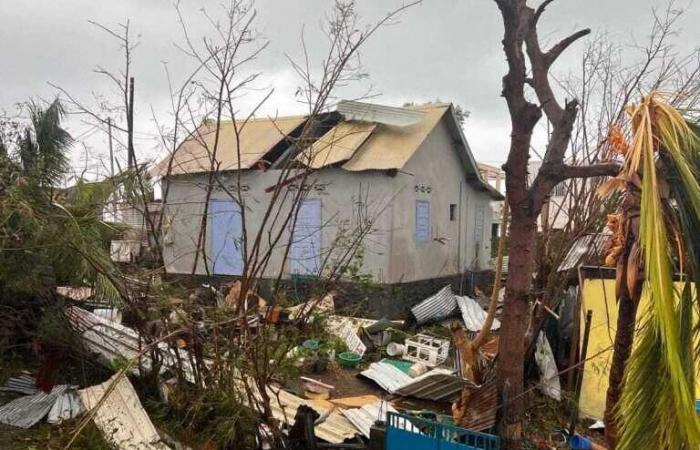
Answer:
[386,118,493,282]
[161,169,396,281]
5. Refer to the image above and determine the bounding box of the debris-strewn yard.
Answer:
[0,276,604,450]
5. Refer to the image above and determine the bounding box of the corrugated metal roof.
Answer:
[337,100,426,127]
[342,104,449,171]
[411,285,457,325]
[0,385,70,428]
[558,233,609,272]
[297,121,376,168]
[155,115,306,176]
[360,361,467,402]
[79,374,169,450]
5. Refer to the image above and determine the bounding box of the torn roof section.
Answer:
[154,115,307,175]
[155,100,503,200]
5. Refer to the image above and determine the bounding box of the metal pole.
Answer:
[568,309,593,439]
[107,117,115,177]
[107,117,116,219]
[127,76,135,168]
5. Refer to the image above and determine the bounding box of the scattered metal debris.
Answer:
[361,361,467,402]
[66,306,198,382]
[411,285,457,324]
[460,378,498,431]
[341,400,397,438]
[259,384,360,444]
[456,295,501,332]
[79,373,169,450]
[0,374,38,395]
[0,385,71,428]
[47,390,84,424]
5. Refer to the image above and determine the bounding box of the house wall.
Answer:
[161,169,395,281]
[385,119,493,282]
[161,119,493,284]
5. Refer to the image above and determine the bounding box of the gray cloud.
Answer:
[1,0,698,175]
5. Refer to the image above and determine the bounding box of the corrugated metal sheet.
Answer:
[0,385,70,428]
[340,400,396,438]
[79,374,168,450]
[254,385,359,444]
[411,285,457,324]
[360,362,467,402]
[66,306,149,374]
[47,390,84,424]
[337,100,426,127]
[155,116,306,176]
[297,121,376,168]
[460,378,497,432]
[456,296,501,332]
[0,374,38,395]
[342,104,449,171]
[66,306,197,383]
[558,233,609,272]
[395,370,466,402]
[361,362,413,393]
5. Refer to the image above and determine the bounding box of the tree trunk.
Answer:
[604,292,639,448]
[497,209,537,449]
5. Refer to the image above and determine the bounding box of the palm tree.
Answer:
[599,93,700,449]
[18,99,72,187]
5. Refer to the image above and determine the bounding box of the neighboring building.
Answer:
[155,101,503,283]
[477,162,505,246]
[528,160,571,230]
[100,181,162,263]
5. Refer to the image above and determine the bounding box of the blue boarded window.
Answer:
[289,198,322,275]
[415,200,431,243]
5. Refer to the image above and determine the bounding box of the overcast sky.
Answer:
[1,0,698,177]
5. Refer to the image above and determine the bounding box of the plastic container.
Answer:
[569,435,592,450]
[386,342,405,357]
[303,339,320,351]
[338,351,362,368]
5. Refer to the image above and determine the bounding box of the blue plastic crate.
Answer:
[386,411,500,450]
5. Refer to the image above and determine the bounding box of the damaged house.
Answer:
[155,101,502,284]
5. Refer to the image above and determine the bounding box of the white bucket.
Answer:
[408,362,428,378]
[386,342,405,357]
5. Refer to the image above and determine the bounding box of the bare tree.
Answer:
[490,1,621,447]
[489,1,700,447]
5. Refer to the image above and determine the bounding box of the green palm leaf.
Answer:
[618,94,700,449]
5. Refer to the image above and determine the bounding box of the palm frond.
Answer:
[617,94,700,449]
